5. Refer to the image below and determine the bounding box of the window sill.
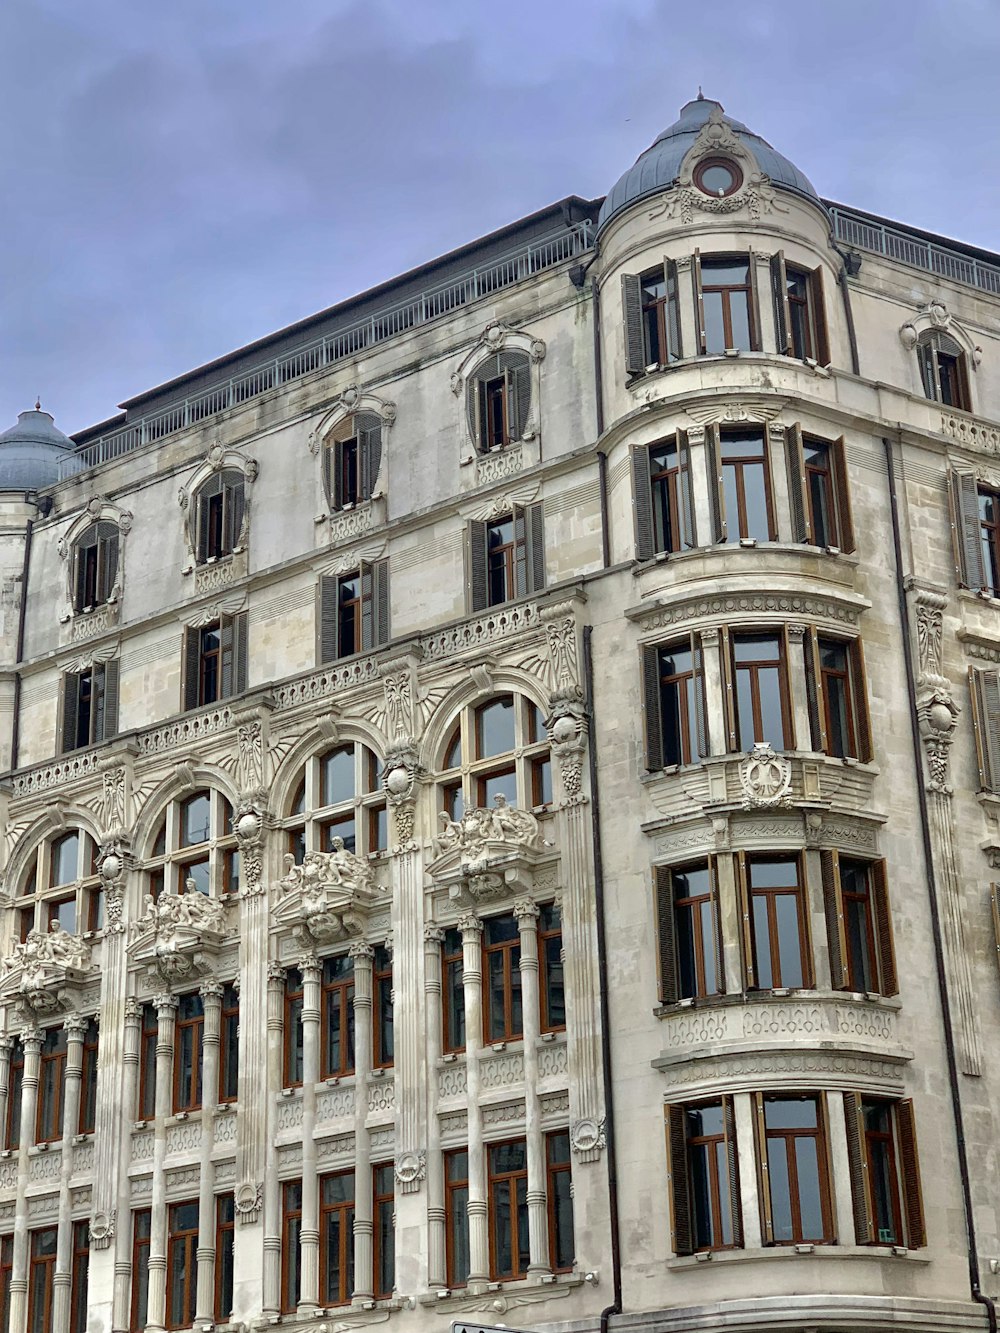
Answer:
[654,989,902,1020]
[666,1243,928,1269]
[626,351,833,389]
[631,540,861,575]
[418,1270,584,1308]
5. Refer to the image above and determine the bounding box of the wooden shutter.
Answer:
[61,672,81,754]
[360,562,375,651]
[332,440,345,511]
[871,859,898,997]
[811,267,830,366]
[677,430,697,549]
[842,1092,875,1243]
[723,1097,743,1246]
[747,247,762,352]
[821,849,848,990]
[631,446,655,561]
[785,424,811,543]
[895,1100,926,1247]
[233,611,248,695]
[664,258,683,361]
[195,488,210,565]
[319,576,339,664]
[735,850,755,988]
[664,1104,693,1256]
[804,628,825,752]
[692,249,706,355]
[96,522,119,602]
[770,251,791,355]
[506,355,531,441]
[692,633,709,763]
[991,884,1000,976]
[471,376,486,452]
[371,559,390,648]
[101,659,120,741]
[948,469,985,589]
[831,437,855,553]
[956,353,973,414]
[850,638,873,762]
[709,856,725,995]
[219,615,235,699]
[753,1092,773,1243]
[706,424,726,543]
[524,503,545,594]
[225,473,246,552]
[183,627,201,711]
[969,666,1000,792]
[621,274,645,376]
[468,520,489,612]
[356,413,382,502]
[512,507,528,598]
[322,443,334,506]
[720,625,738,752]
[642,644,664,771]
[654,865,678,1005]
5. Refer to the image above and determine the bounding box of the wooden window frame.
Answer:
[771,257,830,364]
[70,1219,90,1333]
[319,561,390,664]
[78,1019,99,1134]
[61,659,120,754]
[654,860,725,1004]
[219,983,239,1103]
[754,1093,834,1245]
[979,486,1000,596]
[72,521,119,613]
[1,1233,13,1333]
[917,331,970,411]
[487,1138,529,1282]
[173,993,204,1114]
[665,1099,742,1255]
[283,968,305,1089]
[784,427,854,553]
[727,628,793,753]
[321,954,356,1080]
[195,469,245,565]
[319,1168,356,1307]
[183,612,248,711]
[545,1129,575,1271]
[482,914,523,1044]
[822,851,897,996]
[281,1180,303,1314]
[442,929,466,1055]
[643,634,708,770]
[324,412,383,511]
[470,352,531,453]
[716,426,777,543]
[36,1027,68,1144]
[166,1200,200,1331]
[137,1004,158,1119]
[130,1209,152,1332]
[469,503,545,612]
[804,630,872,761]
[843,1094,925,1247]
[737,852,813,991]
[215,1193,236,1322]
[27,1226,58,1333]
[539,902,566,1033]
[373,945,394,1070]
[635,263,683,369]
[445,1149,470,1288]
[373,1162,395,1298]
[695,253,758,355]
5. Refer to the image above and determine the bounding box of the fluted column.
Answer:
[113,1001,143,1333]
[298,956,321,1313]
[423,927,446,1289]
[786,624,812,750]
[8,1027,43,1333]
[146,994,178,1333]
[262,964,285,1317]
[0,1036,11,1152]
[459,914,488,1288]
[195,981,223,1323]
[52,1014,87,1333]
[351,943,374,1304]
[699,627,727,756]
[515,900,549,1276]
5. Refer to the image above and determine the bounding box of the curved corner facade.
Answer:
[0,99,998,1333]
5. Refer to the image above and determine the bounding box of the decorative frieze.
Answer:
[629,591,866,632]
[422,601,541,661]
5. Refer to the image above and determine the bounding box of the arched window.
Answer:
[15,829,104,943]
[438,693,551,819]
[917,330,970,410]
[283,742,387,863]
[194,469,245,564]
[468,352,531,453]
[145,789,240,899]
[323,412,383,511]
[72,522,119,612]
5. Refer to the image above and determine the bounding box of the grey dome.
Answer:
[0,407,76,490]
[597,96,818,232]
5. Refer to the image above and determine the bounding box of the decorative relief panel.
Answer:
[368,1079,395,1114]
[658,996,899,1053]
[0,1160,17,1191]
[537,1042,568,1080]
[73,1143,94,1175]
[475,445,524,486]
[167,1166,201,1190]
[131,1175,153,1200]
[316,1135,354,1165]
[27,1194,59,1220]
[132,1132,154,1162]
[942,413,1000,455]
[275,1098,304,1132]
[482,1101,524,1129]
[540,1092,570,1117]
[480,1051,525,1090]
[422,601,541,661]
[213,1115,237,1145]
[166,1121,203,1156]
[630,591,865,633]
[659,1051,906,1099]
[438,1065,468,1099]
[29,1150,62,1183]
[317,1087,356,1121]
[215,1159,236,1186]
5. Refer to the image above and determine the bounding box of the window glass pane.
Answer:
[748,858,799,889]
[729,292,751,352]
[444,726,462,770]
[756,666,784,747]
[322,815,356,855]
[752,895,773,989]
[703,290,725,355]
[476,697,516,758]
[767,1138,793,1242]
[793,1136,823,1238]
[773,893,805,988]
[50,834,79,886]
[740,461,769,541]
[765,1098,817,1131]
[714,1139,733,1245]
[181,794,211,847]
[321,747,355,806]
[698,900,717,994]
[450,1186,470,1284]
[703,258,750,286]
[480,769,518,807]
[49,898,76,933]
[180,857,210,896]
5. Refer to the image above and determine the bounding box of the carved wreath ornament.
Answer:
[739,743,792,809]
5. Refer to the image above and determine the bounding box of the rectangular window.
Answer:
[183,611,248,710]
[483,915,522,1043]
[216,1193,235,1322]
[713,427,775,543]
[980,487,1000,596]
[374,1163,395,1298]
[445,1149,470,1287]
[804,631,871,761]
[320,1169,356,1306]
[472,354,530,451]
[469,504,545,612]
[918,333,970,410]
[284,968,304,1088]
[546,1130,575,1270]
[27,1227,58,1333]
[488,1138,529,1281]
[756,1094,834,1245]
[326,413,382,510]
[771,255,829,363]
[784,427,855,553]
[374,945,394,1069]
[697,254,756,354]
[219,983,239,1103]
[71,1220,90,1333]
[5,1039,23,1150]
[79,1019,99,1134]
[654,861,723,1004]
[665,1099,742,1254]
[319,561,389,663]
[1,1233,13,1333]
[640,264,683,367]
[442,929,466,1054]
[728,630,792,752]
[166,1200,199,1329]
[739,853,812,990]
[843,1095,925,1247]
[131,1210,152,1332]
[173,993,204,1113]
[196,471,245,563]
[643,635,708,770]
[61,659,120,753]
[321,954,356,1079]
[822,851,897,996]
[539,903,565,1032]
[73,521,119,613]
[138,1004,158,1120]
[37,1027,67,1143]
[282,1180,303,1314]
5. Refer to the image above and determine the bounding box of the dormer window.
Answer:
[917,331,970,411]
[73,522,118,612]
[324,412,382,510]
[693,157,742,198]
[195,469,245,563]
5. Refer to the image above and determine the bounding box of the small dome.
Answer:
[0,407,75,490]
[597,95,818,233]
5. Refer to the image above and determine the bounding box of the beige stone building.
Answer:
[1,94,999,1333]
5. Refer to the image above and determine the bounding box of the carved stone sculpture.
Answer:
[274,844,385,944]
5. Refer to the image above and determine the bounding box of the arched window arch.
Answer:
[72,521,119,613]
[468,351,531,453]
[323,412,383,511]
[282,741,387,863]
[916,330,970,410]
[438,692,551,819]
[144,788,240,900]
[194,468,245,564]
[14,828,104,942]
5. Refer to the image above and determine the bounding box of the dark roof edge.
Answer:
[824,199,1000,267]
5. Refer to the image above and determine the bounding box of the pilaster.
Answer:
[298,955,321,1314]
[8,1026,43,1333]
[195,981,223,1323]
[352,943,375,1304]
[515,898,549,1277]
[459,914,488,1288]
[52,1013,87,1333]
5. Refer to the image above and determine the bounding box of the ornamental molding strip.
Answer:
[655,1048,907,1101]
[321,538,388,578]
[0,923,93,1018]
[274,845,388,945]
[627,589,869,632]
[128,883,231,984]
[428,797,555,907]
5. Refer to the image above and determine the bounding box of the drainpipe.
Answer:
[883,435,997,1333]
[9,500,34,772]
[583,625,622,1333]
[570,247,610,568]
[828,229,861,376]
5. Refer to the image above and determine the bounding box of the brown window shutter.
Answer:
[525,503,545,594]
[956,353,972,413]
[371,559,390,648]
[61,672,81,754]
[842,1092,874,1243]
[332,439,345,510]
[969,666,1000,792]
[502,354,531,441]
[722,1096,743,1245]
[102,659,120,742]
[96,521,119,602]
[785,424,811,543]
[654,865,678,1004]
[692,249,706,356]
[621,274,645,376]
[821,849,848,990]
[850,638,873,762]
[357,414,382,501]
[948,469,985,589]
[631,446,655,561]
[895,1100,926,1247]
[664,258,683,360]
[692,632,709,761]
[770,251,791,354]
[677,429,697,549]
[706,424,726,542]
[709,855,725,995]
[720,625,737,752]
[811,267,831,365]
[219,614,235,699]
[322,442,334,507]
[195,492,210,565]
[468,520,489,611]
[319,575,339,664]
[753,1092,773,1243]
[736,850,755,988]
[664,1104,693,1256]
[183,627,202,711]
[747,247,762,352]
[871,859,898,997]
[360,562,375,651]
[512,506,529,598]
[991,884,1000,976]
[225,473,246,552]
[831,437,855,553]
[804,627,825,752]
[233,611,249,695]
[642,644,664,771]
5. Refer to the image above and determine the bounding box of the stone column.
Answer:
[261,965,285,1317]
[298,956,322,1313]
[699,627,727,756]
[52,1014,87,1333]
[0,1036,11,1153]
[235,806,268,1262]
[753,252,779,353]
[785,624,812,751]
[112,1000,143,1333]
[824,1091,856,1244]
[195,981,223,1323]
[8,1027,43,1333]
[459,913,488,1288]
[675,256,698,364]
[515,899,549,1276]
[684,423,714,551]
[146,994,178,1333]
[423,927,446,1289]
[733,1093,763,1248]
[351,943,375,1304]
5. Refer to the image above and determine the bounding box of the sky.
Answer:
[1,0,998,436]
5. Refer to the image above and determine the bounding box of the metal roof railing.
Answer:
[830,205,1000,296]
[61,219,594,479]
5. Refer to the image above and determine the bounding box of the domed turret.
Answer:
[598,94,818,233]
[0,404,75,490]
